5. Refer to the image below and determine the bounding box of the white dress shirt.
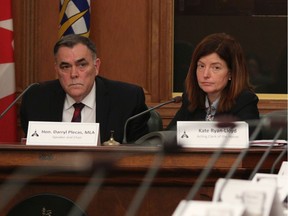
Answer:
[62,82,96,122]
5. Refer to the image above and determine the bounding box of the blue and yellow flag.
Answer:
[58,0,90,38]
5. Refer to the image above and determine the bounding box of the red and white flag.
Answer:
[0,0,17,142]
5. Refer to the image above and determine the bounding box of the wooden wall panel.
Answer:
[12,0,174,139]
[13,0,173,102]
[90,0,173,102]
[90,1,149,90]
[13,0,59,89]
[11,0,286,138]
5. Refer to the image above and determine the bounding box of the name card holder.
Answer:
[177,121,249,148]
[252,173,288,202]
[26,121,100,146]
[213,178,284,216]
[278,161,288,175]
[172,200,245,216]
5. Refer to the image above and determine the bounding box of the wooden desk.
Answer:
[0,144,286,216]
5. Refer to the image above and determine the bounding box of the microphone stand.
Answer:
[125,150,165,216]
[177,120,237,215]
[122,96,182,144]
[124,123,181,215]
[248,128,283,180]
[270,148,287,174]
[0,83,39,119]
[0,152,93,214]
[213,118,282,202]
[68,168,106,216]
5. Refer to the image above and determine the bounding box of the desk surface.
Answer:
[0,144,285,170]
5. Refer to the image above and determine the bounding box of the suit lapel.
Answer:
[53,81,66,121]
[96,77,110,137]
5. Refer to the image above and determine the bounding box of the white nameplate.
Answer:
[26,121,100,146]
[213,178,284,216]
[172,200,245,216]
[177,121,249,148]
[278,161,288,176]
[252,173,288,202]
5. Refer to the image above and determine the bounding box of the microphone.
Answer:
[0,151,121,214]
[122,96,182,144]
[0,151,94,213]
[247,112,287,129]
[213,116,285,202]
[125,151,164,216]
[185,118,237,199]
[68,168,106,216]
[179,114,273,213]
[247,112,287,178]
[0,83,40,120]
[124,97,182,216]
[176,117,238,215]
[248,128,284,180]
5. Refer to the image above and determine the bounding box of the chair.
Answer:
[260,110,287,140]
[147,109,163,133]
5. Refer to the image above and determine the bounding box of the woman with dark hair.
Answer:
[167,33,260,135]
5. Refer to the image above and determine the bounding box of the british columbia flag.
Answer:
[58,0,91,38]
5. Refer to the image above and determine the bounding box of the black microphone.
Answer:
[122,96,182,144]
[0,83,40,120]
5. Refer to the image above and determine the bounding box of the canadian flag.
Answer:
[0,0,17,142]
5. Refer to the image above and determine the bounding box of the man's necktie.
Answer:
[71,103,85,122]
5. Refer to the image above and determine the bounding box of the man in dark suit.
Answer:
[20,34,150,144]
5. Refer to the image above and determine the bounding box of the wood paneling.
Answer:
[11,0,286,138]
[13,0,59,88]
[90,1,150,89]
[13,0,173,102]
[0,145,285,215]
[90,0,173,102]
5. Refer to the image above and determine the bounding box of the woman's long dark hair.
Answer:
[185,33,253,112]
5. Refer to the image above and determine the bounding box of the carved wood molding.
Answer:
[14,0,39,92]
[11,0,287,137]
[14,0,59,92]
[146,0,174,103]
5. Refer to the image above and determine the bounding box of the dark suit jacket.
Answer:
[167,90,260,137]
[20,76,150,143]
